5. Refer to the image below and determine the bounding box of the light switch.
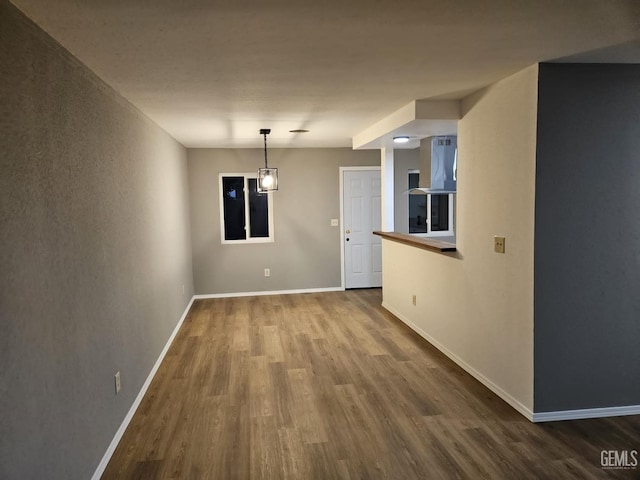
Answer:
[331,219,339,226]
[494,236,505,253]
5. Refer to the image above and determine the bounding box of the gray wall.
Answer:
[393,148,420,233]
[188,148,380,294]
[534,63,640,411]
[0,3,194,478]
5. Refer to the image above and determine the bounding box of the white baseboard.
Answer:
[194,286,344,299]
[91,292,638,479]
[381,302,535,422]
[381,303,640,424]
[532,405,640,422]
[91,296,195,480]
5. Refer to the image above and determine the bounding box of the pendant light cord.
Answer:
[263,132,269,168]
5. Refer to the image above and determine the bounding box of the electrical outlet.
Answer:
[412,294,417,306]
[494,236,506,254]
[115,371,121,395]
[331,219,339,227]
[264,268,271,277]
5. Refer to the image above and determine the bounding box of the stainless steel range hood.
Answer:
[408,136,457,195]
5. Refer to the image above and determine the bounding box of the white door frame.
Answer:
[339,166,382,290]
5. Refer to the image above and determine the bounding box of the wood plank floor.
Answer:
[103,289,640,479]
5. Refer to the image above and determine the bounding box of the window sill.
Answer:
[373,231,457,254]
[221,237,274,245]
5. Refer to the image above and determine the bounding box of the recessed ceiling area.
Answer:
[10,0,640,148]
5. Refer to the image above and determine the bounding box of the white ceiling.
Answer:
[11,0,640,148]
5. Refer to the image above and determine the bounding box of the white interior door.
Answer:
[343,169,382,289]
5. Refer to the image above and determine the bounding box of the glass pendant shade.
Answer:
[258,167,278,192]
[258,128,278,192]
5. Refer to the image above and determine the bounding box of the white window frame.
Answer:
[408,169,455,237]
[219,173,275,245]
[425,193,455,237]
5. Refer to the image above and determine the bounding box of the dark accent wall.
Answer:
[534,63,640,411]
[0,2,194,478]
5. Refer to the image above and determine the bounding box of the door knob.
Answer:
[345,229,351,234]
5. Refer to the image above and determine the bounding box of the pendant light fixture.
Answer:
[258,128,278,192]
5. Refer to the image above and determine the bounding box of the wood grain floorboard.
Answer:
[102,289,640,479]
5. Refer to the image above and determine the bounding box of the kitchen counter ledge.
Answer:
[373,231,457,254]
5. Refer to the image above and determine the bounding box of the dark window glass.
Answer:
[408,173,427,233]
[222,177,246,240]
[248,178,269,238]
[430,194,449,231]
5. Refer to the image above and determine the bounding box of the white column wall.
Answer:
[380,147,395,231]
[380,65,539,416]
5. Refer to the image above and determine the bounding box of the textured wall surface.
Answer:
[188,148,379,294]
[534,63,640,411]
[0,2,194,478]
[381,65,538,414]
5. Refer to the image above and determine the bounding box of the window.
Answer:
[408,170,454,236]
[219,174,274,244]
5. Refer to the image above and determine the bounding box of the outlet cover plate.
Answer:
[494,236,505,253]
